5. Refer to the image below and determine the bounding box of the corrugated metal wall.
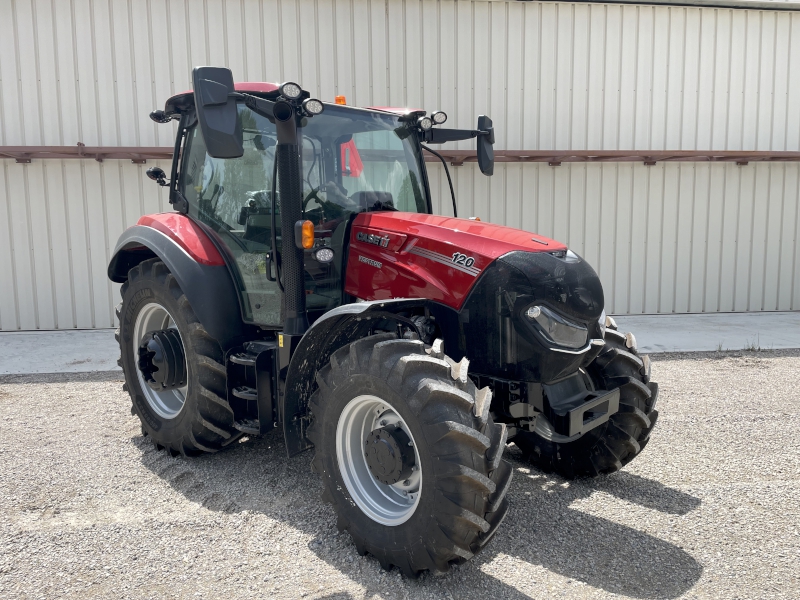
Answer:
[2,0,800,329]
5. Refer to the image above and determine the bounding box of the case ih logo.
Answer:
[356,231,390,248]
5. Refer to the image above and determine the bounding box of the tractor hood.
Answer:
[344,211,568,309]
[345,211,605,381]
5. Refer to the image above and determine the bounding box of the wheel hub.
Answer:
[137,329,187,391]
[364,425,415,485]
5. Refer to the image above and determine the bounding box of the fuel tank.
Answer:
[344,212,605,382]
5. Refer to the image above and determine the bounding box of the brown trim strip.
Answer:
[1,145,799,165]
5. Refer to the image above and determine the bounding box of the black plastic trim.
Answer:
[282,298,428,457]
[107,225,256,350]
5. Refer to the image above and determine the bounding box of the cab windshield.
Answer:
[180,103,429,326]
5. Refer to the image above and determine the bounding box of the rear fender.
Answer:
[282,298,433,457]
[108,218,255,350]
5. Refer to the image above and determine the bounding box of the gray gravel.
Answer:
[1,349,799,599]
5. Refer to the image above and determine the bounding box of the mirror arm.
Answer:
[422,144,458,219]
[230,92,276,119]
[424,128,480,144]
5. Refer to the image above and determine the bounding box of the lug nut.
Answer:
[380,420,387,426]
[403,479,410,486]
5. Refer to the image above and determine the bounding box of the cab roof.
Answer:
[163,82,424,119]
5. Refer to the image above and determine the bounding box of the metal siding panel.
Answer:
[298,0,320,96]
[0,0,22,145]
[44,162,77,328]
[688,164,710,312]
[756,11,777,151]
[368,0,388,105]
[628,164,649,313]
[404,0,423,109]
[83,160,113,327]
[747,164,770,309]
[703,163,726,312]
[659,163,679,313]
[613,164,633,313]
[733,165,756,310]
[32,0,61,145]
[521,2,540,150]
[585,4,607,149]
[554,3,574,150]
[94,0,120,146]
[633,6,653,150]
[598,164,618,311]
[681,8,701,149]
[618,6,638,150]
[582,164,602,275]
[778,166,799,309]
[673,164,695,313]
[489,2,507,150]
[14,1,40,146]
[8,165,39,329]
[62,162,94,327]
[25,161,57,329]
[0,163,20,329]
[762,164,785,310]
[643,164,665,313]
[718,165,739,311]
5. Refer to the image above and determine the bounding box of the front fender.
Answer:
[282,298,429,457]
[108,220,255,350]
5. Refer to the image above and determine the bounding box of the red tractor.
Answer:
[108,67,658,576]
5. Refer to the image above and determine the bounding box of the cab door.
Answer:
[179,105,283,326]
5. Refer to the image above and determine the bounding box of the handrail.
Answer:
[1,144,799,166]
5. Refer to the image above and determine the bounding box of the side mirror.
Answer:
[476,115,494,176]
[192,66,243,158]
[146,166,168,186]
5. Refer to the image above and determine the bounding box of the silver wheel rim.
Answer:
[133,302,188,420]
[336,395,422,526]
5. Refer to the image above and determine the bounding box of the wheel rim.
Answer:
[133,302,189,420]
[336,395,422,526]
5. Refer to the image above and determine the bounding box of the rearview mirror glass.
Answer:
[192,67,244,159]
[476,115,494,176]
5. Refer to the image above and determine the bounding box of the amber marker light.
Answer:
[301,220,315,249]
[335,95,347,105]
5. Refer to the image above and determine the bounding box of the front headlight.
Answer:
[524,304,589,349]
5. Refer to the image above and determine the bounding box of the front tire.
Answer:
[117,258,240,456]
[513,321,659,478]
[307,334,513,576]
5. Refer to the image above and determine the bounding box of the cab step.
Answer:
[232,418,260,435]
[232,386,257,401]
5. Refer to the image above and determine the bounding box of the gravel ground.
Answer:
[1,349,798,599]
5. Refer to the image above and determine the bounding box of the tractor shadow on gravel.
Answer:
[136,429,702,599]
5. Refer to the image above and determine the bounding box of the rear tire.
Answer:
[513,322,659,478]
[306,334,512,576]
[117,258,240,456]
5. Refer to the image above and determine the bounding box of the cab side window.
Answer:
[180,107,283,326]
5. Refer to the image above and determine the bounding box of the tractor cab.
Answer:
[178,98,429,326]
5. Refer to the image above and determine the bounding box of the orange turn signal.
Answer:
[301,220,315,249]
[335,95,347,105]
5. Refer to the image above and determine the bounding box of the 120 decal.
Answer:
[451,252,475,268]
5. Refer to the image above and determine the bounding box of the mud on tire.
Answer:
[117,257,241,456]
[306,334,513,577]
[514,321,659,478]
